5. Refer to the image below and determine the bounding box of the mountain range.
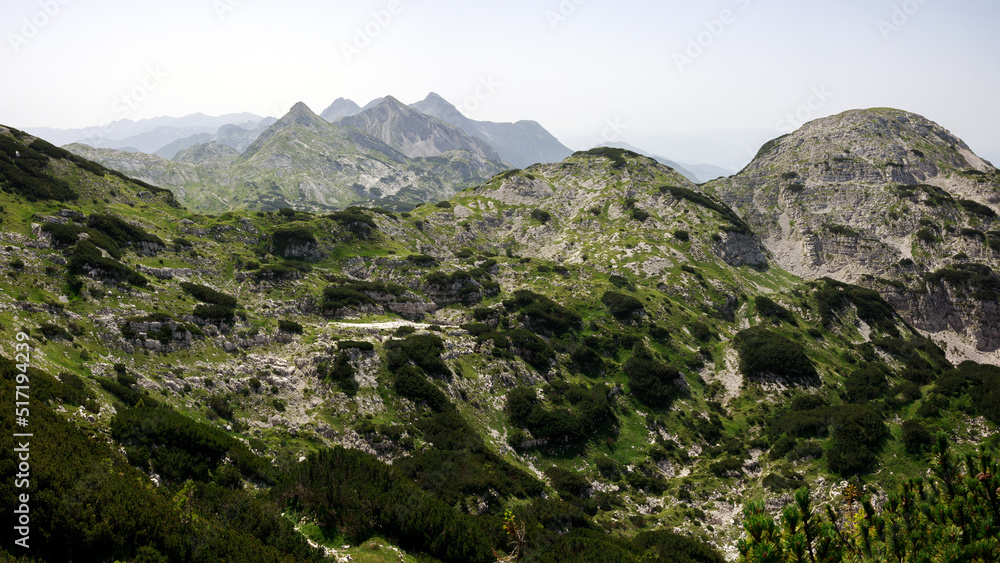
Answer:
[1,106,999,562]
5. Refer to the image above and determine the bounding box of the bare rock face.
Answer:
[706,108,1000,358]
[878,266,1000,355]
[713,231,767,268]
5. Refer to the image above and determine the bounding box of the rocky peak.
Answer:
[320,97,362,122]
[411,92,466,125]
[411,92,572,168]
[281,102,325,128]
[339,96,505,162]
[707,107,1000,361]
[240,102,328,159]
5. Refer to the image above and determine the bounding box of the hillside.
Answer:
[1,125,999,563]
[705,108,1000,364]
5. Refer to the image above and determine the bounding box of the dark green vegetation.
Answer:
[0,131,76,201]
[1,126,998,561]
[0,356,323,563]
[659,184,752,234]
[814,277,897,334]
[740,438,1000,562]
[734,326,817,383]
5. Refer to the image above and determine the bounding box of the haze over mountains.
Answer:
[27,93,735,186]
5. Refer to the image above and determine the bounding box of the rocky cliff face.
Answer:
[706,108,1000,359]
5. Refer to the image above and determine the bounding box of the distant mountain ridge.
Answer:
[26,112,266,152]
[68,100,510,212]
[339,96,505,162]
[601,142,734,183]
[410,92,573,168]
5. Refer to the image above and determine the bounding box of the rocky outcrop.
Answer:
[706,108,1000,354]
[713,232,767,268]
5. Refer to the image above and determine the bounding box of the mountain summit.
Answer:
[339,96,505,162]
[706,107,1000,361]
[320,97,362,122]
[410,92,572,168]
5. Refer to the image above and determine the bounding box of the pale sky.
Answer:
[3,0,999,166]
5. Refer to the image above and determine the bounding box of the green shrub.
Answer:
[271,226,317,256]
[901,419,934,453]
[68,240,147,286]
[608,274,634,291]
[405,253,437,265]
[278,319,303,333]
[39,322,73,341]
[326,210,378,238]
[386,334,449,377]
[689,321,716,342]
[193,303,236,322]
[207,394,234,420]
[112,400,270,483]
[577,146,634,168]
[624,349,682,407]
[826,223,858,237]
[734,326,817,383]
[274,446,502,563]
[393,365,450,411]
[0,134,77,201]
[530,208,552,223]
[957,198,997,217]
[503,289,581,335]
[843,363,890,403]
[601,291,645,320]
[179,282,237,307]
[545,466,590,498]
[337,340,375,351]
[755,296,795,324]
[506,383,614,444]
[658,185,751,234]
[916,227,937,244]
[506,329,556,370]
[673,229,690,241]
[87,213,163,247]
[925,264,1000,301]
[814,277,897,334]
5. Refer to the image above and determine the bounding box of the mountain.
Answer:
[320,97,362,121]
[621,128,779,172]
[69,102,510,212]
[705,108,1000,363]
[411,92,573,168]
[154,132,213,159]
[1,125,998,562]
[208,117,278,153]
[684,163,733,183]
[26,112,265,151]
[360,96,387,111]
[339,96,505,162]
[156,118,280,159]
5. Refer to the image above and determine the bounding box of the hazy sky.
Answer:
[3,0,999,166]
